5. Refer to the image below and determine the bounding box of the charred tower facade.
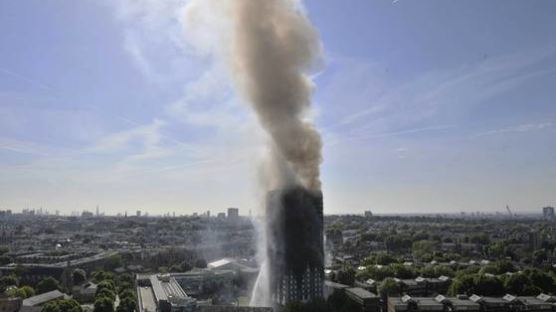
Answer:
[266,186,324,305]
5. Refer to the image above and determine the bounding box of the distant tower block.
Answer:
[266,186,324,305]
[543,206,555,219]
[136,210,141,217]
[227,207,239,221]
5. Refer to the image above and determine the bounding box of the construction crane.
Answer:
[506,205,513,217]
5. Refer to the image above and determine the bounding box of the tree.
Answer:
[94,297,114,312]
[37,277,60,294]
[116,297,136,312]
[412,240,437,260]
[194,258,207,268]
[20,285,36,298]
[525,269,555,293]
[118,289,136,300]
[7,285,35,298]
[41,299,82,312]
[92,271,115,284]
[496,260,516,274]
[473,275,505,296]
[336,267,355,286]
[104,255,123,270]
[0,255,13,266]
[488,242,506,258]
[118,273,134,286]
[96,288,116,302]
[504,273,536,295]
[72,269,87,285]
[389,263,415,279]
[0,275,18,292]
[378,278,400,298]
[96,280,116,294]
[448,274,476,296]
[363,252,398,266]
[57,299,83,312]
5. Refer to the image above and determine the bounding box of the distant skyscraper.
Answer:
[266,186,324,305]
[543,206,555,219]
[96,205,99,217]
[136,210,141,217]
[227,207,239,221]
[364,210,373,217]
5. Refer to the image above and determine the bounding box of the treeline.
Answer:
[91,271,136,312]
[333,258,555,297]
[143,247,207,272]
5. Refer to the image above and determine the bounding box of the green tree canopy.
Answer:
[503,273,537,295]
[93,297,114,312]
[96,288,116,302]
[116,297,136,312]
[336,267,356,286]
[0,275,18,292]
[37,277,60,294]
[524,269,555,293]
[378,278,401,298]
[6,285,35,298]
[96,280,116,294]
[41,299,82,312]
[72,269,87,285]
[448,274,476,296]
[473,275,505,296]
[92,271,115,284]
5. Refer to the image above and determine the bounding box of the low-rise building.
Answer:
[72,282,97,303]
[469,295,509,312]
[388,295,480,312]
[323,280,349,299]
[137,273,197,312]
[22,290,70,307]
[0,295,22,312]
[345,287,380,312]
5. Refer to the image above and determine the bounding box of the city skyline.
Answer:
[1,0,556,215]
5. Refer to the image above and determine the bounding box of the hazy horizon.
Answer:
[1,0,555,215]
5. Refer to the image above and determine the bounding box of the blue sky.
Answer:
[0,0,555,215]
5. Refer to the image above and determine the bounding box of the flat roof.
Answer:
[346,287,377,299]
[324,280,349,289]
[138,286,157,312]
[150,274,188,303]
[208,258,233,268]
[23,290,66,306]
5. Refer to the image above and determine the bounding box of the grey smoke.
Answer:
[230,0,323,192]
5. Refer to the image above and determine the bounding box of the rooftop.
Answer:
[23,290,67,307]
[346,287,377,300]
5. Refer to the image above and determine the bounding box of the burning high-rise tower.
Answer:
[182,0,325,306]
[266,186,324,305]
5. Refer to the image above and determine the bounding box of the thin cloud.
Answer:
[348,124,456,141]
[478,122,554,137]
[0,67,54,91]
[0,138,50,157]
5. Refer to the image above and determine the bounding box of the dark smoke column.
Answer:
[266,186,324,305]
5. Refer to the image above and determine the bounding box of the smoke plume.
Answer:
[184,0,323,192]
[230,0,323,192]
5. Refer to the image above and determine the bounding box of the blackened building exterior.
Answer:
[266,186,324,305]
